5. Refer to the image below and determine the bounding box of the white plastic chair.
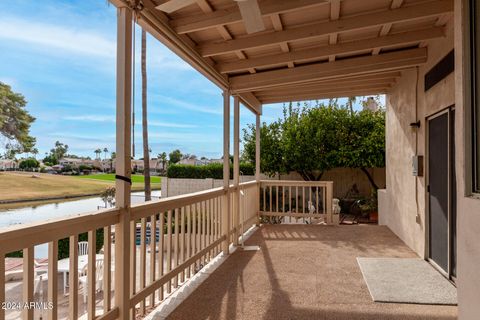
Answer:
[78,241,89,256]
[79,258,104,303]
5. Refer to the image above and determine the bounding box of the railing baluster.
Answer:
[269,186,272,214]
[103,226,111,313]
[202,201,206,265]
[192,204,196,273]
[196,202,201,268]
[263,186,266,213]
[87,230,96,320]
[180,207,185,283]
[302,186,306,223]
[69,235,78,320]
[309,187,312,224]
[316,187,319,215]
[0,252,4,320]
[206,200,211,261]
[48,240,58,320]
[157,212,164,301]
[149,214,156,307]
[275,185,278,214]
[23,247,34,320]
[129,220,136,316]
[174,208,179,288]
[186,206,191,279]
[139,218,146,315]
[166,210,172,293]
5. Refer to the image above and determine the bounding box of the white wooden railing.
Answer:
[259,180,335,224]
[0,180,333,320]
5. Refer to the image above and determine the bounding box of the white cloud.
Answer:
[63,115,197,128]
[0,17,116,58]
[151,94,222,115]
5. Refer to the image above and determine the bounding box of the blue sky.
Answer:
[0,0,382,159]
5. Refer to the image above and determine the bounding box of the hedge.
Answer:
[167,162,255,179]
[6,229,104,260]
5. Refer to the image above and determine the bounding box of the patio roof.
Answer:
[111,0,452,110]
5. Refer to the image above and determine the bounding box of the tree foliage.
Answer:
[19,158,39,169]
[242,100,385,189]
[0,82,36,157]
[169,149,182,164]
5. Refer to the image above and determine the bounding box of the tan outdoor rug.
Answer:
[357,257,457,305]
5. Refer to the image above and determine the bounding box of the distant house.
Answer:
[0,159,18,170]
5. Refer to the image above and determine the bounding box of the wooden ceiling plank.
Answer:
[230,48,427,92]
[271,14,294,68]
[259,89,390,104]
[198,0,452,57]
[373,0,404,55]
[171,0,329,34]
[255,81,395,97]
[217,27,443,74]
[328,0,341,62]
[195,0,256,73]
[252,73,402,92]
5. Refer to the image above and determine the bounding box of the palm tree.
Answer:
[94,149,102,160]
[141,29,151,201]
[31,148,38,160]
[103,148,108,160]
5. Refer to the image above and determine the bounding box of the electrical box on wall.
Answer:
[412,155,424,176]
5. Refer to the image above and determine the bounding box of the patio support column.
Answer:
[114,6,132,320]
[233,96,240,246]
[255,113,261,224]
[222,89,231,254]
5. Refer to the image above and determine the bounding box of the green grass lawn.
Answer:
[75,173,161,184]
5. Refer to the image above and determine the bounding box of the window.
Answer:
[471,0,480,193]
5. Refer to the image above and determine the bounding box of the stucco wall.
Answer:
[454,1,480,318]
[381,19,455,256]
[383,5,480,317]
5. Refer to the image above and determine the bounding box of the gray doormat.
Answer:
[357,258,457,305]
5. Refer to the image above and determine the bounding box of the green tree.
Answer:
[0,82,36,156]
[103,147,108,160]
[169,149,182,164]
[94,148,102,160]
[50,141,68,160]
[19,158,39,170]
[158,152,167,170]
[242,100,385,189]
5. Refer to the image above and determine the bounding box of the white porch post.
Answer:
[255,114,261,180]
[255,113,261,224]
[233,96,240,245]
[222,90,231,254]
[114,6,132,320]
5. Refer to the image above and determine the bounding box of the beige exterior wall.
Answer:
[381,18,455,256]
[381,3,480,317]
[454,1,480,318]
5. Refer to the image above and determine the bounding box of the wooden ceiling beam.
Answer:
[372,0,404,55]
[252,72,402,92]
[217,27,443,74]
[238,93,263,115]
[255,81,395,97]
[230,48,426,92]
[170,0,328,34]
[328,0,341,62]
[259,89,389,104]
[198,0,453,57]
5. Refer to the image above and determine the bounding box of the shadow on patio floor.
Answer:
[167,224,457,320]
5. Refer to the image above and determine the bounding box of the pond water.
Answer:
[0,190,161,258]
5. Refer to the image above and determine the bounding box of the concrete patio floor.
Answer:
[167,224,457,320]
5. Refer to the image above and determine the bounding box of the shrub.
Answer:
[19,158,39,170]
[167,162,255,179]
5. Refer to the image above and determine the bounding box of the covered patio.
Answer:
[2,0,474,320]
